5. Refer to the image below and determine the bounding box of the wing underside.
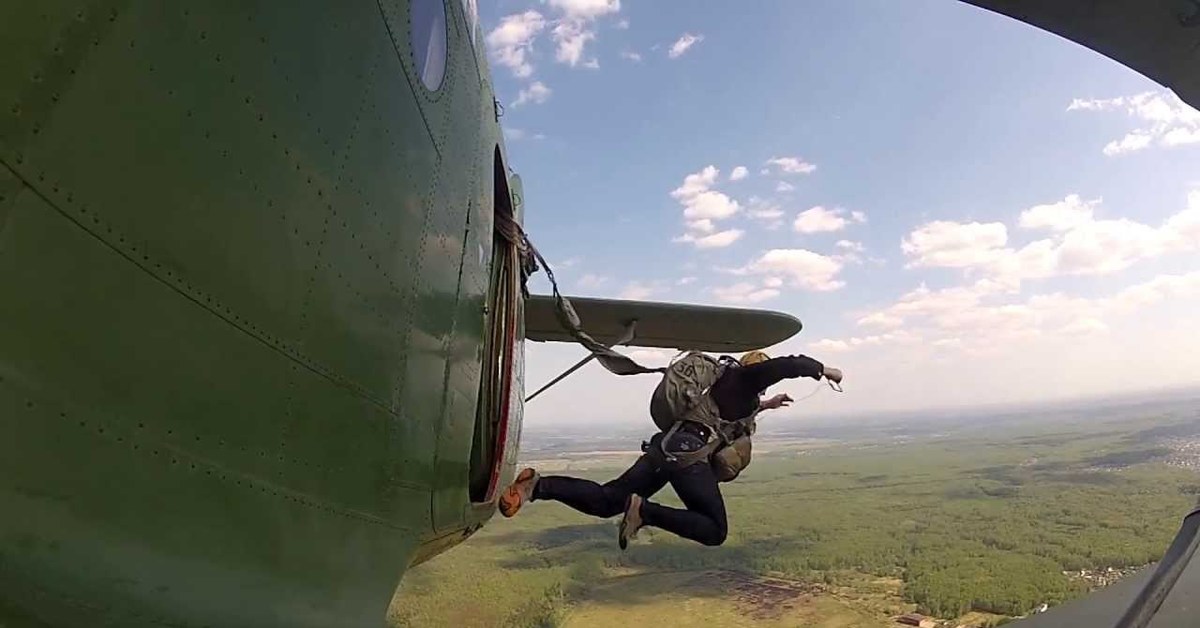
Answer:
[961,0,1200,109]
[523,294,803,352]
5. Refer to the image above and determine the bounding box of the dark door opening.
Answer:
[468,150,519,504]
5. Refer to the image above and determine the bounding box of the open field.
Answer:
[391,396,1200,627]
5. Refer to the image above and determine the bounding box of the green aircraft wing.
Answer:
[524,294,803,352]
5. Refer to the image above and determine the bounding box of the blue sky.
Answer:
[476,0,1200,425]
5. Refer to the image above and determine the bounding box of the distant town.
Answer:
[1062,565,1146,591]
[1164,437,1200,472]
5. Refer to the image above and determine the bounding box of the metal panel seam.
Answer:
[0,158,401,418]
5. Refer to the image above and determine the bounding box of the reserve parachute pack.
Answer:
[504,217,757,482]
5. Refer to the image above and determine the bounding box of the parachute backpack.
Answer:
[649,351,758,482]
[649,351,726,433]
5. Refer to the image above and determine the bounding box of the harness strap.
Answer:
[659,420,723,468]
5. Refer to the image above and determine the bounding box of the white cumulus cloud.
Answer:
[1060,317,1109,336]
[551,20,596,67]
[794,206,856,234]
[809,339,851,352]
[547,0,621,20]
[674,229,744,249]
[856,311,903,329]
[730,166,749,181]
[750,207,783,220]
[491,1,621,75]
[1019,194,1098,231]
[668,33,704,58]
[902,192,1200,282]
[682,191,740,221]
[746,197,784,230]
[901,220,1009,269]
[514,81,552,106]
[671,166,743,247]
[712,282,781,305]
[1068,91,1200,156]
[808,331,919,354]
[547,0,620,68]
[829,267,1200,357]
[765,156,817,175]
[576,273,609,289]
[672,165,719,199]
[486,11,547,78]
[1103,133,1154,156]
[737,249,846,292]
[619,281,655,300]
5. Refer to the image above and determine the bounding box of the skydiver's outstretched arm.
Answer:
[711,354,839,419]
[735,355,827,393]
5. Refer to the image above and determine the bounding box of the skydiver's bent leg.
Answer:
[637,461,728,546]
[532,453,668,518]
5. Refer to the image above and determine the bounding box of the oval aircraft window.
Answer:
[411,0,448,91]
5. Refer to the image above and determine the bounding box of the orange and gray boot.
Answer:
[499,468,540,518]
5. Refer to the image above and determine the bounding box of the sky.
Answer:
[476,0,1200,426]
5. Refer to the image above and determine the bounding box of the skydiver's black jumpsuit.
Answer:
[531,355,825,546]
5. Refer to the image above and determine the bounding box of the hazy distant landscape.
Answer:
[391,392,1200,627]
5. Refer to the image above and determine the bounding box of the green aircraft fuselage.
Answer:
[0,2,806,626]
[1,1,529,626]
[2,1,1196,627]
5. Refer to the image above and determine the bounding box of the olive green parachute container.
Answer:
[649,351,726,433]
[648,351,757,482]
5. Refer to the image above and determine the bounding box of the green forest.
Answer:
[391,403,1200,627]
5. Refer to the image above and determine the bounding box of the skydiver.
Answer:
[497,350,843,549]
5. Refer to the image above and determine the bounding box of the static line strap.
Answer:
[525,319,640,402]
[786,378,844,405]
[793,380,827,404]
[498,214,664,402]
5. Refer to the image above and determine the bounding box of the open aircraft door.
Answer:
[430,151,523,533]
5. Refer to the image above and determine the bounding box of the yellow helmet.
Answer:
[739,350,769,366]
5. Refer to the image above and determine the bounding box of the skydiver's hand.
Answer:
[823,366,843,384]
[761,393,793,410]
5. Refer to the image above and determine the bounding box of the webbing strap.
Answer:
[659,421,721,468]
[499,210,664,378]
